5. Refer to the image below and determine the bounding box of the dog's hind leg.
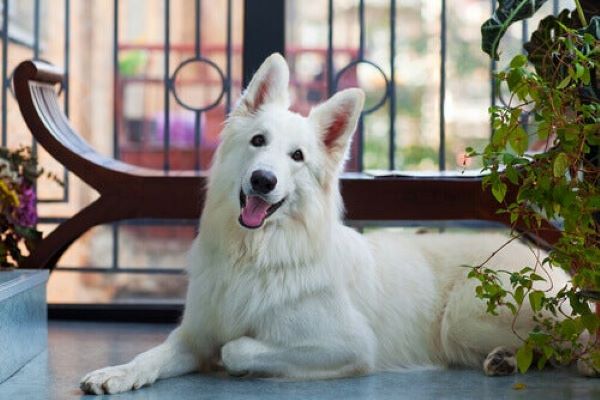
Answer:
[440,279,528,370]
[80,327,199,395]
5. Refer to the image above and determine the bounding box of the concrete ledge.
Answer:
[0,269,48,384]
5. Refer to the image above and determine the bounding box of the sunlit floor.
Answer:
[0,321,598,400]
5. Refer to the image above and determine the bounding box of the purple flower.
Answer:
[14,184,37,227]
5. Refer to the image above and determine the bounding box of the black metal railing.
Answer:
[0,0,565,279]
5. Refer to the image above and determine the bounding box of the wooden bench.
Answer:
[13,60,560,270]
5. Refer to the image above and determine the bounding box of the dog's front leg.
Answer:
[80,327,199,395]
[221,336,372,379]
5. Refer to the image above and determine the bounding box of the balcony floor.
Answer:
[0,320,598,399]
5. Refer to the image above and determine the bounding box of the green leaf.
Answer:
[510,211,519,224]
[542,344,553,360]
[510,54,528,68]
[553,153,569,177]
[530,273,546,282]
[509,126,529,155]
[560,319,578,338]
[516,344,534,373]
[492,182,508,203]
[581,314,600,333]
[530,330,551,345]
[514,286,525,305]
[556,75,571,89]
[537,121,551,140]
[506,166,519,184]
[482,0,549,60]
[582,67,591,86]
[507,69,525,92]
[575,63,584,80]
[529,290,544,312]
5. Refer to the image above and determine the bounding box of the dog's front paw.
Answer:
[80,363,155,395]
[221,336,265,377]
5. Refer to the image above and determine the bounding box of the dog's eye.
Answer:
[291,149,304,162]
[250,134,266,147]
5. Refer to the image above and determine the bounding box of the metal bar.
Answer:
[113,0,120,160]
[242,0,285,87]
[38,197,71,204]
[194,0,202,171]
[439,0,447,171]
[62,0,71,203]
[194,114,201,170]
[164,0,171,171]
[111,223,120,270]
[54,266,185,275]
[194,0,201,56]
[344,219,508,229]
[48,303,184,324]
[1,0,8,146]
[33,0,40,59]
[112,0,120,270]
[490,0,497,137]
[327,0,334,96]
[519,20,529,130]
[64,0,70,117]
[553,0,559,15]
[358,0,365,60]
[33,0,40,60]
[38,217,198,225]
[357,0,365,172]
[0,35,35,49]
[31,0,41,158]
[225,0,232,113]
[357,118,364,171]
[388,0,396,170]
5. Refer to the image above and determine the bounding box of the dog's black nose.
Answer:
[251,170,277,194]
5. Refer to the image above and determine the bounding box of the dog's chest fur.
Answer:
[192,249,333,343]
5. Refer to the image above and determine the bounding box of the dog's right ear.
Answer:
[231,53,290,117]
[309,88,365,169]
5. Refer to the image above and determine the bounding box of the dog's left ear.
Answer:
[309,88,365,167]
[232,53,290,116]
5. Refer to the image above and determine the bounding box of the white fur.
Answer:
[80,54,573,395]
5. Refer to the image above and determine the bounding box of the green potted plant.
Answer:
[467,0,600,374]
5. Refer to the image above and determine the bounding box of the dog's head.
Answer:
[210,53,364,232]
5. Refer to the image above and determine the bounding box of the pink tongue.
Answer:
[241,195,271,227]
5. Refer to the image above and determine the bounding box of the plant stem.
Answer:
[574,0,588,27]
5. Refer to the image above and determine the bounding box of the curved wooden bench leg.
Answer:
[23,197,125,270]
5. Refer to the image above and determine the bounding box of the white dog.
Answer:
[80,54,577,395]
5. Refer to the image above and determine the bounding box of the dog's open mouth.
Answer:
[238,190,285,229]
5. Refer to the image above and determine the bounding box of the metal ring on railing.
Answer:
[334,59,390,115]
[169,56,226,112]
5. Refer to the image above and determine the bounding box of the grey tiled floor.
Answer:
[0,321,598,399]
